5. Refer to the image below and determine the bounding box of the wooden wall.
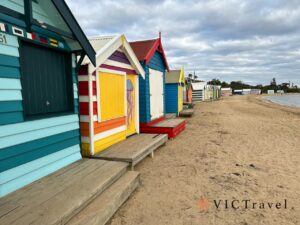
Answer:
[139,51,166,123]
[0,33,81,197]
[79,49,138,156]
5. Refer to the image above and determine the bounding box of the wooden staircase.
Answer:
[0,159,139,225]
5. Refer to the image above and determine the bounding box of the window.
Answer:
[20,41,74,119]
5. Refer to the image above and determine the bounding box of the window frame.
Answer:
[19,39,75,121]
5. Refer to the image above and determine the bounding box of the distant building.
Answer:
[191,82,206,101]
[250,89,261,95]
[267,90,275,95]
[242,89,251,95]
[233,89,243,95]
[221,87,232,96]
[277,90,285,94]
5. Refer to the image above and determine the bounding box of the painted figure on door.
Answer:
[126,79,134,127]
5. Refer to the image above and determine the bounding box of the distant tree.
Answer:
[221,81,230,87]
[270,77,277,86]
[208,79,221,85]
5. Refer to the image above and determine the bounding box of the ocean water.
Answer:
[263,95,300,108]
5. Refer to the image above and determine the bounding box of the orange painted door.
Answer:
[126,75,136,136]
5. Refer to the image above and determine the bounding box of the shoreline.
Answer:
[258,95,300,110]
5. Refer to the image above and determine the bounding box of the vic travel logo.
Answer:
[198,198,289,211]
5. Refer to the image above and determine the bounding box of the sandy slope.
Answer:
[109,96,300,225]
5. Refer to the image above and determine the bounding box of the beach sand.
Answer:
[108,95,300,225]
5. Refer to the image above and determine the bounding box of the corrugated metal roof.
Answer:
[130,38,170,71]
[89,36,114,52]
[130,39,156,61]
[165,70,181,83]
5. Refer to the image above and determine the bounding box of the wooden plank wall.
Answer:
[139,51,166,123]
[0,31,81,197]
[79,49,138,156]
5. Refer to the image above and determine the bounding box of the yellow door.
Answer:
[178,85,183,113]
[100,72,125,120]
[126,75,136,136]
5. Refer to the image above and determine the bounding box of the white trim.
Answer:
[12,26,24,37]
[96,69,101,122]
[99,68,126,76]
[84,35,145,78]
[79,96,97,102]
[78,76,96,82]
[135,75,140,134]
[0,23,6,32]
[124,73,127,120]
[80,115,97,122]
[104,59,134,70]
[123,40,145,78]
[88,73,95,155]
[81,125,126,143]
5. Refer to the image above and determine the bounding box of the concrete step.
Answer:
[67,171,140,225]
[0,159,129,225]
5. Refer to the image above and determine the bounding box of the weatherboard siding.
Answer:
[79,48,138,156]
[0,31,81,197]
[0,146,81,197]
[139,65,151,123]
[0,33,23,125]
[165,84,178,114]
[139,51,166,123]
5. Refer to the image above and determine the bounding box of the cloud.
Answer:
[66,0,300,85]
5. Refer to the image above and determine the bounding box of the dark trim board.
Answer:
[52,0,96,66]
[0,6,24,21]
[24,0,33,32]
[0,2,95,65]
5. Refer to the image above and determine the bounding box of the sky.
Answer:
[66,0,300,86]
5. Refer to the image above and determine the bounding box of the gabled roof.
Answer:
[83,35,145,78]
[130,37,170,71]
[191,82,206,90]
[52,0,96,66]
[165,67,185,84]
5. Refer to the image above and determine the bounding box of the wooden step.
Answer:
[179,109,194,117]
[165,113,176,119]
[140,118,186,139]
[92,134,168,170]
[67,171,140,225]
[0,159,129,225]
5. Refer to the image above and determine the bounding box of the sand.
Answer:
[109,95,300,225]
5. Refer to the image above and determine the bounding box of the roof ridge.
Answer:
[130,38,158,43]
[89,35,116,40]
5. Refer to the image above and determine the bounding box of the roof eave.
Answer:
[52,0,96,66]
